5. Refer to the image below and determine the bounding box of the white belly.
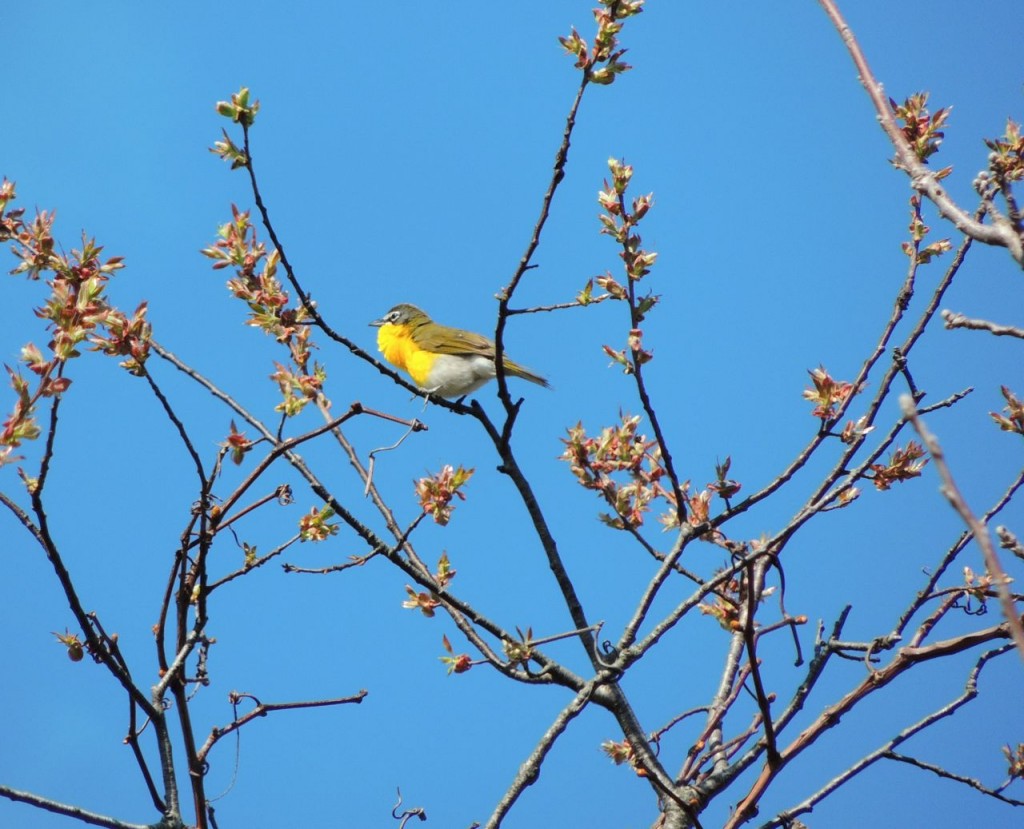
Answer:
[423,354,496,397]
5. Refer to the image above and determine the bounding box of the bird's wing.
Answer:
[414,324,497,358]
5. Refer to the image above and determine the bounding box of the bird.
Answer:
[370,303,551,398]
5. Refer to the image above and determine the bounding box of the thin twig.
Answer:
[210,485,291,537]
[151,343,387,550]
[206,533,302,592]
[34,373,63,496]
[726,624,1013,829]
[0,786,160,829]
[236,123,470,409]
[153,631,201,704]
[715,221,970,530]
[141,364,208,490]
[678,645,749,783]
[124,699,165,813]
[942,309,1024,339]
[884,750,1024,806]
[506,295,610,315]
[365,417,428,497]
[997,525,1024,562]
[790,226,973,524]
[888,464,1024,638]
[212,403,367,523]
[196,691,368,764]
[760,644,1019,827]
[494,73,589,414]
[483,683,595,829]
[901,395,1024,660]
[741,559,779,765]
[392,788,428,826]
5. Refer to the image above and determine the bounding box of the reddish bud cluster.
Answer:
[297,505,338,542]
[598,159,657,283]
[221,420,252,465]
[210,129,248,169]
[558,1,642,85]
[503,626,535,669]
[600,327,654,374]
[91,302,152,376]
[868,441,928,490]
[601,738,648,777]
[404,586,440,618]
[414,465,475,526]
[562,417,742,535]
[902,197,952,264]
[698,591,741,632]
[839,415,875,446]
[560,414,666,529]
[434,552,457,590]
[1004,743,1024,781]
[803,366,860,422]
[991,386,1024,436]
[890,92,952,165]
[404,554,457,623]
[1,367,42,456]
[202,205,323,417]
[1,182,146,467]
[698,573,775,632]
[270,359,325,418]
[984,119,1024,183]
[0,179,23,242]
[706,457,741,500]
[440,633,472,674]
[677,487,711,529]
[962,565,997,608]
[596,158,660,372]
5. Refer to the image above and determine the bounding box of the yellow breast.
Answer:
[376,323,438,388]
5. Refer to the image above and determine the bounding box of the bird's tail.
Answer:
[503,358,551,389]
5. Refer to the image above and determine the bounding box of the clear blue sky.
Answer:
[3,2,1023,828]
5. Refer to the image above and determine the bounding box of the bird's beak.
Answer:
[369,316,385,328]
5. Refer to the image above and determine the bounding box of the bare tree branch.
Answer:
[484,683,595,829]
[196,691,368,764]
[901,394,1024,660]
[760,644,1020,827]
[884,750,1024,806]
[0,785,170,829]
[942,309,1024,339]
[724,623,1013,828]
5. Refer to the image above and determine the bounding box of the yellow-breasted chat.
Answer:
[370,303,550,398]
